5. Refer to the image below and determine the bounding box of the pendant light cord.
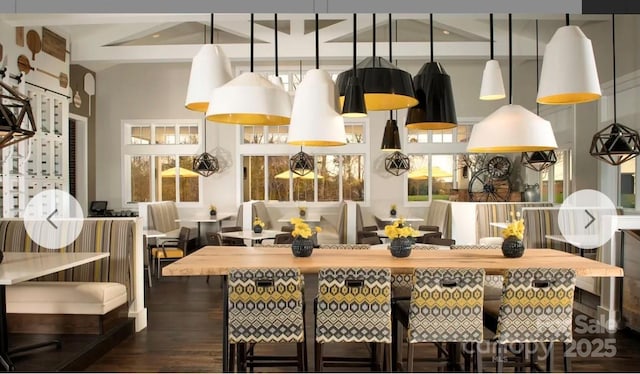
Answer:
[210,13,214,44]
[275,13,279,76]
[388,13,392,61]
[489,13,494,59]
[315,13,319,69]
[508,13,512,105]
[566,14,570,26]
[250,13,254,72]
[612,14,617,123]
[536,19,540,115]
[429,14,434,63]
[372,14,376,61]
[352,14,357,76]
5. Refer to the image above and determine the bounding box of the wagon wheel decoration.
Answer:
[468,168,512,202]
[486,156,511,179]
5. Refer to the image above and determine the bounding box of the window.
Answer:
[621,158,636,208]
[123,120,202,205]
[539,149,570,204]
[407,154,458,202]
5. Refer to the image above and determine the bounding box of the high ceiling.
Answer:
[0,13,609,72]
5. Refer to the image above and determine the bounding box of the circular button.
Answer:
[558,189,617,249]
[23,190,84,249]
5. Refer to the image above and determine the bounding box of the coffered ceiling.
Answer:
[0,13,609,72]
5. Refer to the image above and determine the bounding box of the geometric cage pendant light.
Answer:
[522,19,557,172]
[0,80,37,149]
[406,13,458,130]
[184,13,233,113]
[537,14,601,105]
[206,14,291,126]
[590,14,640,166]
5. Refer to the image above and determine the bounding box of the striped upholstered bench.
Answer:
[0,219,134,334]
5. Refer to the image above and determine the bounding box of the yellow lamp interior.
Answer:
[406,121,457,130]
[341,112,368,118]
[537,92,601,105]
[185,102,209,112]
[479,94,506,101]
[206,113,290,126]
[288,140,346,147]
[339,94,418,111]
[467,145,557,153]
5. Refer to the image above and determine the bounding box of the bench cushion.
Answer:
[7,281,127,315]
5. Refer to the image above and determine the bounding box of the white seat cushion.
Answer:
[7,281,127,315]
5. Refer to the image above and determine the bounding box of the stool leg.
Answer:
[315,342,323,372]
[563,342,572,372]
[545,342,554,372]
[529,343,538,372]
[370,342,378,370]
[229,343,236,373]
[496,343,504,373]
[407,342,415,372]
[296,342,304,372]
[475,342,482,373]
[237,342,245,372]
[384,343,392,372]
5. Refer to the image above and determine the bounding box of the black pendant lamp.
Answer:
[590,14,640,166]
[0,80,36,149]
[522,19,558,172]
[336,14,417,111]
[385,151,410,176]
[381,111,401,152]
[341,14,367,117]
[406,14,457,130]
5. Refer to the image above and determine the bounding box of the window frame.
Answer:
[121,119,204,208]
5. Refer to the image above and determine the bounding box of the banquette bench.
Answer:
[0,218,139,334]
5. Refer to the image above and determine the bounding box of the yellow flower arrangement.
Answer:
[253,217,265,228]
[384,218,417,239]
[290,217,322,239]
[502,212,525,240]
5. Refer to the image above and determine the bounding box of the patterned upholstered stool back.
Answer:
[316,268,392,344]
[495,268,576,344]
[408,268,485,343]
[392,245,439,289]
[318,244,370,250]
[228,268,305,344]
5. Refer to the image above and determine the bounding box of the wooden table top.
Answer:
[162,246,623,278]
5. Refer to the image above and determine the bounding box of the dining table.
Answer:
[162,245,623,372]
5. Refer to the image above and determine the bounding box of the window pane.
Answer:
[268,156,290,201]
[155,125,176,144]
[621,158,636,208]
[541,168,550,202]
[456,125,472,143]
[345,122,365,143]
[155,156,176,201]
[318,155,340,202]
[266,126,288,144]
[407,129,428,144]
[432,129,454,143]
[408,155,429,201]
[178,125,199,144]
[243,126,265,144]
[553,152,564,203]
[178,156,199,202]
[293,178,314,202]
[342,155,364,201]
[130,126,151,144]
[130,156,151,202]
[243,156,265,201]
[431,155,454,200]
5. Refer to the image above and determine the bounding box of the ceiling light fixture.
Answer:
[523,19,558,172]
[406,13,458,130]
[467,14,558,153]
[206,14,291,126]
[381,111,401,152]
[290,146,315,176]
[287,13,346,147]
[184,13,232,112]
[537,14,601,105]
[385,151,410,176]
[269,13,292,112]
[0,80,36,149]
[336,13,417,111]
[479,13,506,101]
[590,14,640,166]
[341,13,367,118]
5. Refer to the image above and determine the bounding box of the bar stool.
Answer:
[486,268,577,372]
[227,268,307,372]
[315,267,392,371]
[393,268,485,372]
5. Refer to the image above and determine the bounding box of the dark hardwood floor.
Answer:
[81,274,640,372]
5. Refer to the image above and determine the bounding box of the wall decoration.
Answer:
[84,72,95,116]
[26,29,41,60]
[42,27,67,62]
[15,27,24,47]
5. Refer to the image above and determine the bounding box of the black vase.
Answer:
[253,225,263,234]
[291,237,314,257]
[209,210,217,217]
[502,236,525,258]
[389,237,412,258]
[299,209,306,218]
[390,209,397,217]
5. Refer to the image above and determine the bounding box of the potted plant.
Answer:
[390,204,397,217]
[501,212,525,258]
[289,217,322,257]
[209,204,217,217]
[252,217,265,233]
[384,218,417,258]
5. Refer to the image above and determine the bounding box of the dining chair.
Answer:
[418,231,442,244]
[274,233,294,244]
[423,237,456,246]
[227,268,307,372]
[485,268,577,372]
[418,224,439,232]
[393,268,485,372]
[315,267,392,372]
[450,244,503,301]
[220,226,246,246]
[151,227,190,279]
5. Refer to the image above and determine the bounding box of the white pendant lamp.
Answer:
[468,14,557,153]
[206,14,291,126]
[287,14,346,147]
[185,14,232,112]
[479,14,505,101]
[537,15,601,105]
